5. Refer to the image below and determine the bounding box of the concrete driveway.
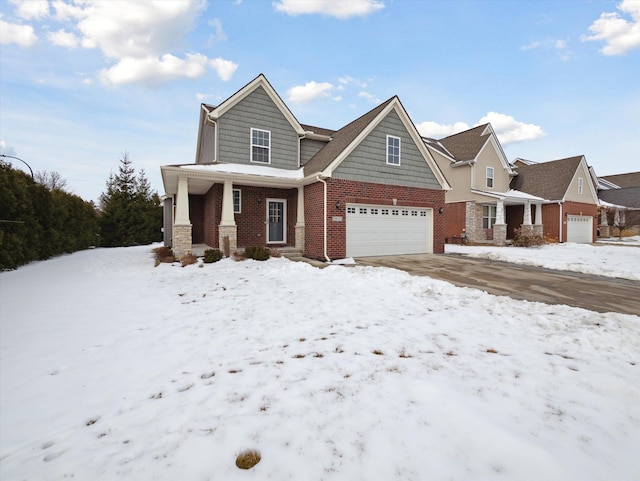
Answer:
[355,254,640,316]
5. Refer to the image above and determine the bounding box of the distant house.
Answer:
[510,156,599,243]
[425,125,547,245]
[596,171,640,237]
[160,74,450,260]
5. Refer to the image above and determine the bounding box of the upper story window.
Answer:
[578,177,584,194]
[233,189,241,213]
[387,135,401,165]
[486,167,494,188]
[251,128,270,163]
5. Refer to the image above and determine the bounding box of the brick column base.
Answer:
[295,225,305,252]
[173,224,192,258]
[219,225,237,257]
[598,225,610,238]
[519,224,535,236]
[493,224,507,245]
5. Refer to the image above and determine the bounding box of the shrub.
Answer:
[512,228,545,247]
[153,246,175,266]
[180,254,198,267]
[203,248,223,263]
[244,246,270,261]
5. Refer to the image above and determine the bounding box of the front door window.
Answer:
[267,199,286,243]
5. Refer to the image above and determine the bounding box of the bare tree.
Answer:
[35,170,68,191]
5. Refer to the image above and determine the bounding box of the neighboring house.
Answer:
[509,156,600,243]
[424,124,545,245]
[160,74,450,260]
[596,171,640,237]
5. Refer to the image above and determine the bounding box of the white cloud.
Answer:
[10,0,49,20]
[478,112,545,144]
[417,113,545,145]
[520,40,541,51]
[0,138,18,157]
[287,81,334,103]
[358,91,381,104]
[41,0,238,86]
[0,19,37,47]
[208,18,227,43]
[47,28,80,48]
[416,121,471,138]
[274,0,384,19]
[582,0,640,55]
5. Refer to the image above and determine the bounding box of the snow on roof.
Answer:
[181,163,304,179]
[504,189,547,201]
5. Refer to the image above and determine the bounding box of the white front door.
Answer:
[267,199,286,244]
[346,203,433,257]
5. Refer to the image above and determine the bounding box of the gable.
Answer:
[472,135,513,192]
[217,86,300,170]
[564,159,599,204]
[333,110,441,189]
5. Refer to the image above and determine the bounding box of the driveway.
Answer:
[355,254,640,316]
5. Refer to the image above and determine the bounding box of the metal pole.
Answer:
[0,154,34,180]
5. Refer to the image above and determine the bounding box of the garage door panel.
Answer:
[346,203,432,257]
[567,215,593,243]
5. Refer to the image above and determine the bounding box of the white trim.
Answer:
[233,188,241,214]
[486,166,494,188]
[266,198,287,244]
[386,135,401,165]
[578,177,584,195]
[250,128,271,164]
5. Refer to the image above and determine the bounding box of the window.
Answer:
[359,208,367,214]
[578,177,583,194]
[371,208,378,215]
[347,206,356,214]
[483,205,497,229]
[387,135,401,165]
[251,128,270,163]
[233,189,241,213]
[381,209,389,215]
[486,167,494,188]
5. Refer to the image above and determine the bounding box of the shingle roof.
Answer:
[438,124,490,161]
[510,156,583,200]
[301,124,335,137]
[303,97,395,176]
[599,187,640,208]
[600,172,640,188]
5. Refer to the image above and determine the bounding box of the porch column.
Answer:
[523,202,532,226]
[533,202,543,236]
[493,200,507,246]
[173,175,192,258]
[295,186,305,252]
[219,179,237,256]
[599,207,610,238]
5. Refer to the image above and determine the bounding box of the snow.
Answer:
[1,244,639,481]
[181,163,304,179]
[446,238,640,281]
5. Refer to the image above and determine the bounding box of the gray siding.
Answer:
[217,86,299,170]
[300,138,327,165]
[197,122,216,163]
[334,111,441,189]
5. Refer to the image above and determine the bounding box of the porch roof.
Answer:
[471,188,548,205]
[161,162,306,195]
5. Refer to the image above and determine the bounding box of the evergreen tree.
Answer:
[99,153,162,247]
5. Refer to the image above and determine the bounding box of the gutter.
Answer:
[316,175,331,262]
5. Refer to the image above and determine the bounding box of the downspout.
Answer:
[558,201,563,243]
[316,175,331,262]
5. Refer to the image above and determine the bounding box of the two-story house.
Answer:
[160,74,450,260]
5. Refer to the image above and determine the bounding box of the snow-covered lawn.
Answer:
[1,245,639,481]
[446,237,640,281]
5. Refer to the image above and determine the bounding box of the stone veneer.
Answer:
[218,225,237,257]
[173,224,192,258]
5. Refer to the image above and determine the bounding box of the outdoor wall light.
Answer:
[335,201,341,210]
[438,207,444,214]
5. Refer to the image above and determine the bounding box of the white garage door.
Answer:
[346,203,433,257]
[566,215,593,243]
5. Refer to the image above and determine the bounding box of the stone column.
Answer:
[218,179,237,255]
[493,200,507,245]
[295,186,305,252]
[599,207,610,238]
[532,202,543,236]
[173,176,192,258]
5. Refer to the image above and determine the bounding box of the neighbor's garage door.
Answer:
[346,204,433,257]
[566,215,593,243]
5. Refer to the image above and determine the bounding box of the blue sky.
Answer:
[1,0,639,203]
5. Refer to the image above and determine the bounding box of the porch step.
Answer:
[278,248,303,259]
